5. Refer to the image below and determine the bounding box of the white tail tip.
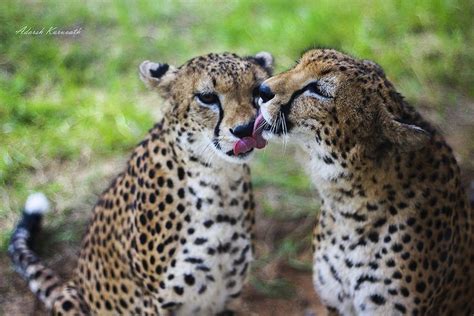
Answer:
[24,193,49,215]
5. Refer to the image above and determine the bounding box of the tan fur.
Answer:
[260,49,473,315]
[10,52,272,315]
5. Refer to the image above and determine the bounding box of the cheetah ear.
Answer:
[249,51,274,74]
[381,113,430,151]
[139,60,177,92]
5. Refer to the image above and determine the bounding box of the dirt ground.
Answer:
[1,99,472,316]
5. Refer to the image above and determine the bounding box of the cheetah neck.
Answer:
[300,138,402,219]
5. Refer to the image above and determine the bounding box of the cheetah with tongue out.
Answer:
[255,48,474,315]
[9,51,273,315]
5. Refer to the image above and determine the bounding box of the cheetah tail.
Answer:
[8,193,63,310]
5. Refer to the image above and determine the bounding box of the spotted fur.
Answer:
[9,52,273,315]
[258,49,473,315]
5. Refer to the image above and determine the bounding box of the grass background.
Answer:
[1,0,473,312]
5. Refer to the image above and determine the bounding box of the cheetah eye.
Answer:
[304,82,332,99]
[196,93,219,106]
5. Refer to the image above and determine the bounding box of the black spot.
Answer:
[370,294,386,305]
[392,271,402,279]
[198,285,207,294]
[366,203,378,211]
[368,231,379,243]
[149,193,156,204]
[194,238,207,245]
[139,214,147,225]
[105,300,112,310]
[355,274,378,290]
[204,220,214,228]
[184,274,195,286]
[62,301,73,311]
[374,218,387,228]
[139,233,147,245]
[415,281,426,293]
[400,287,409,297]
[157,243,164,253]
[345,259,354,268]
[388,288,397,295]
[185,257,203,264]
[323,156,334,164]
[406,217,416,226]
[148,169,155,178]
[155,222,161,234]
[119,299,128,309]
[173,286,184,295]
[389,205,397,215]
[394,303,407,314]
[177,167,185,180]
[401,252,410,260]
[391,243,403,252]
[401,234,411,243]
[398,202,408,209]
[388,225,398,234]
[408,260,417,271]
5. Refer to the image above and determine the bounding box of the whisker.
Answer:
[283,112,289,151]
[196,140,214,157]
[205,147,217,166]
[280,112,288,154]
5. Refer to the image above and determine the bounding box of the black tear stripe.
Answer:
[213,103,224,150]
[265,86,307,135]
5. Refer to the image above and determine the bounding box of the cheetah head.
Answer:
[254,49,429,173]
[140,52,273,163]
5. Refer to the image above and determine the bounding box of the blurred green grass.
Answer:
[1,0,473,249]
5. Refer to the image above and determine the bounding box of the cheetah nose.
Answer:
[258,84,275,103]
[230,120,255,139]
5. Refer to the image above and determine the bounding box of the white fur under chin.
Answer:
[24,192,49,215]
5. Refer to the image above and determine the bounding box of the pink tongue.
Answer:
[232,114,268,155]
[252,113,267,149]
[233,137,257,155]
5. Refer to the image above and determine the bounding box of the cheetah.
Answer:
[253,49,474,315]
[9,51,274,315]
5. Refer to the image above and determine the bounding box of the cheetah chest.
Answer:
[159,174,253,315]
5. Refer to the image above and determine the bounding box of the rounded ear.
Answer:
[249,51,274,74]
[380,111,430,151]
[139,60,177,92]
